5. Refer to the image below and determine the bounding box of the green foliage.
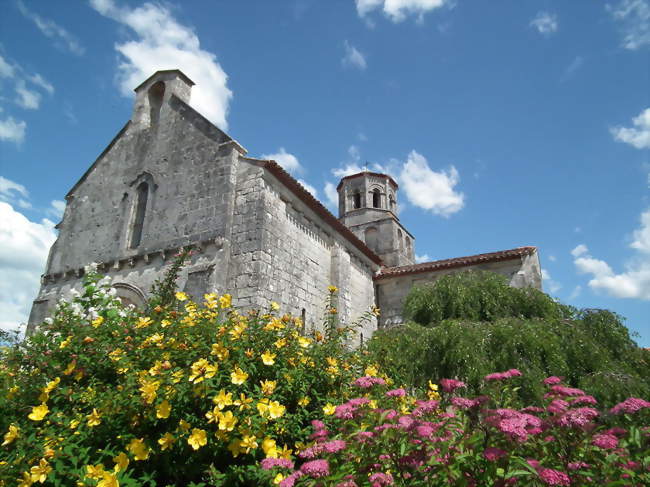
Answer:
[370,272,650,407]
[403,271,572,325]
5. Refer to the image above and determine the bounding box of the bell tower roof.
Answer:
[336,171,398,191]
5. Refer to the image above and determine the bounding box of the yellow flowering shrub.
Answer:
[0,260,372,486]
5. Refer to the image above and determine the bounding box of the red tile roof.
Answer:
[242,157,384,266]
[375,246,537,280]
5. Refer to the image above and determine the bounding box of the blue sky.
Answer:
[0,0,648,344]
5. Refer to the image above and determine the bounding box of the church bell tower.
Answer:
[337,171,415,267]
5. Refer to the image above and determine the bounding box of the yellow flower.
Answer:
[328,285,338,293]
[264,317,285,331]
[86,408,102,427]
[231,366,248,385]
[262,437,278,458]
[30,458,52,483]
[158,433,175,451]
[139,378,160,404]
[17,471,32,487]
[213,389,234,410]
[365,365,379,377]
[97,471,119,487]
[277,444,293,459]
[113,452,129,472]
[274,338,287,349]
[228,439,243,458]
[2,424,19,446]
[297,397,310,407]
[260,380,276,396]
[229,322,247,340]
[188,359,217,384]
[428,380,439,391]
[261,351,276,366]
[267,401,286,420]
[63,361,76,375]
[128,438,150,461]
[210,343,230,360]
[91,316,104,328]
[85,464,105,480]
[108,348,124,361]
[59,336,72,349]
[240,434,258,453]
[217,410,238,432]
[178,419,191,432]
[297,336,311,348]
[161,319,171,328]
[323,403,336,416]
[136,317,153,328]
[205,406,219,424]
[270,301,280,311]
[369,399,378,409]
[234,393,253,410]
[219,294,232,308]
[172,370,184,383]
[69,419,80,429]
[273,473,285,485]
[372,306,381,317]
[156,400,171,419]
[188,428,207,450]
[28,404,49,422]
[175,292,188,301]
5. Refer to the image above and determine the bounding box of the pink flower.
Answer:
[570,395,598,405]
[322,440,346,454]
[397,415,415,430]
[335,403,356,419]
[439,378,467,393]
[353,376,386,388]
[300,459,330,478]
[592,433,618,449]
[485,371,509,381]
[415,425,434,438]
[538,468,571,486]
[506,369,522,377]
[547,399,569,414]
[336,479,358,487]
[483,447,507,461]
[451,397,479,409]
[557,407,599,428]
[550,385,585,397]
[543,376,562,385]
[412,400,439,416]
[279,471,304,487]
[261,458,294,470]
[386,388,406,398]
[567,461,590,471]
[610,397,650,415]
[487,409,543,441]
[369,472,394,486]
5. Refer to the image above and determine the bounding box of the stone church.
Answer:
[27,69,542,341]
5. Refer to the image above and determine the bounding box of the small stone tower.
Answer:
[337,171,415,267]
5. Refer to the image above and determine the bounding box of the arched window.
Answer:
[397,229,403,251]
[389,194,396,212]
[353,191,361,209]
[148,81,165,126]
[364,227,378,252]
[372,189,381,208]
[405,236,412,257]
[129,182,148,248]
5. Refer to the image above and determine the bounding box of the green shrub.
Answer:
[369,272,650,407]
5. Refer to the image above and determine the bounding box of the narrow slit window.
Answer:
[301,308,306,334]
[353,192,361,209]
[148,81,165,126]
[130,182,148,248]
[372,189,381,208]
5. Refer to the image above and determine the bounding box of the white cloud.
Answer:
[297,179,318,198]
[342,41,367,70]
[399,150,464,217]
[0,202,57,334]
[541,268,562,293]
[549,254,557,262]
[17,0,85,55]
[415,253,430,263]
[572,209,650,299]
[0,176,29,201]
[611,107,650,149]
[47,200,66,220]
[15,80,42,110]
[90,0,232,129]
[530,11,558,35]
[324,181,339,208]
[560,56,584,82]
[608,0,650,50]
[571,244,589,257]
[261,147,302,174]
[568,285,582,300]
[0,117,26,144]
[356,0,448,23]
[28,74,54,95]
[0,54,15,78]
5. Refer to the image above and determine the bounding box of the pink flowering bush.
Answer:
[259,370,649,486]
